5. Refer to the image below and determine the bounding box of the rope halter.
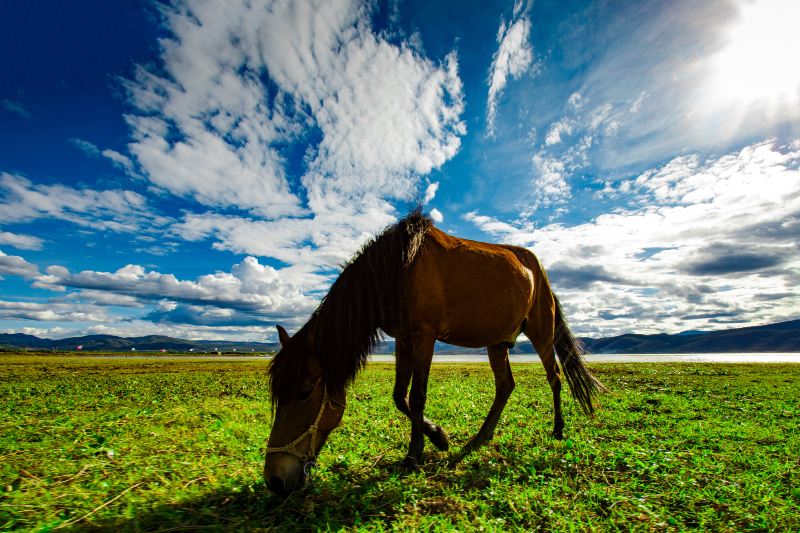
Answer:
[265,381,345,468]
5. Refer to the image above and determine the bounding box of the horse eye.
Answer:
[297,384,314,402]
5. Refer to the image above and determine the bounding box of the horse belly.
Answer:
[408,245,535,348]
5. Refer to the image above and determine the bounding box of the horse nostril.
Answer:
[268,475,285,495]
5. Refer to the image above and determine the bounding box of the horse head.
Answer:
[265,325,346,496]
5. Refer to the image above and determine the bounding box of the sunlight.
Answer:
[708,0,800,109]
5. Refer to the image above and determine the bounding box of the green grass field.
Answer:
[1,355,798,531]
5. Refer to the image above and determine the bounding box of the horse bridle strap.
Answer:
[265,384,344,464]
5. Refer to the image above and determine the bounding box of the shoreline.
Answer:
[3,352,800,363]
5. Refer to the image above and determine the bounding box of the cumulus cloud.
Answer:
[33,256,317,320]
[77,320,284,342]
[0,231,43,251]
[172,208,395,287]
[0,300,109,322]
[0,319,281,342]
[0,250,40,278]
[141,303,275,328]
[111,0,468,316]
[486,2,535,135]
[0,173,170,234]
[66,290,144,308]
[465,140,800,336]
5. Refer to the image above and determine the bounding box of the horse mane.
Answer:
[269,208,433,403]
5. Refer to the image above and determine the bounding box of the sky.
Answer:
[0,0,798,341]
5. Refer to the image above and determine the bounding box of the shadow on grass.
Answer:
[65,446,560,532]
[69,471,401,531]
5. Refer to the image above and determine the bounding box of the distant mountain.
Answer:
[0,333,279,353]
[396,319,800,354]
[2,319,799,353]
[580,319,800,353]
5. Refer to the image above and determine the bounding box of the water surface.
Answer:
[40,353,800,363]
[371,353,800,363]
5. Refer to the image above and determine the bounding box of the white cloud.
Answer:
[171,206,395,292]
[544,118,574,146]
[0,231,43,251]
[0,173,170,234]
[486,6,535,135]
[69,138,101,157]
[429,208,443,223]
[1,99,32,119]
[101,149,135,173]
[423,181,439,204]
[466,139,800,336]
[0,300,110,323]
[69,140,137,174]
[77,321,283,342]
[66,290,144,308]
[34,256,317,319]
[517,93,634,218]
[526,154,571,213]
[125,0,464,220]
[115,0,467,311]
[0,250,40,278]
[0,320,281,342]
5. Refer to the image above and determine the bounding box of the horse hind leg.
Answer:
[527,328,564,440]
[465,343,516,451]
[392,338,450,459]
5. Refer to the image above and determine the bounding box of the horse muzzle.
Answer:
[264,453,306,496]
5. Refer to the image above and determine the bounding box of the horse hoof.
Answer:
[398,455,420,472]
[552,430,564,440]
[428,427,450,451]
[463,437,484,453]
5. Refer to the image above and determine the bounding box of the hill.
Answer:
[0,333,278,353]
[2,319,799,353]
[580,319,800,353]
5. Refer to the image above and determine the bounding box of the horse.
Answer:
[264,209,605,496]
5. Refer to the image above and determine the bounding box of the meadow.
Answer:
[0,355,798,531]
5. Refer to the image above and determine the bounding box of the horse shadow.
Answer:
[67,459,433,531]
[65,444,563,531]
[69,470,399,531]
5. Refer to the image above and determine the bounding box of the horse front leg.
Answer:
[393,339,450,453]
[465,343,515,451]
[399,333,436,471]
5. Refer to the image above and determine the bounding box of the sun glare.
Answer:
[708,0,800,109]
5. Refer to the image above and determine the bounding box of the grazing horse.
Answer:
[265,210,605,495]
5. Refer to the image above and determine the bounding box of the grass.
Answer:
[1,355,798,531]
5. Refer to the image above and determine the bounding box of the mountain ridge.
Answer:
[2,319,799,353]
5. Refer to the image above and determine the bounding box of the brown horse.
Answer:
[265,209,605,495]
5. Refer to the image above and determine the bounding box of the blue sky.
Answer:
[1,0,798,341]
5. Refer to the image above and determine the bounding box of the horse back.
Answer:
[403,227,546,348]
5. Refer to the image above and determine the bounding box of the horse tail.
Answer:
[552,293,607,414]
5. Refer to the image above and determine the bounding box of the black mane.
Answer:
[269,209,432,403]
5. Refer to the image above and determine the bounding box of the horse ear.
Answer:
[276,324,290,347]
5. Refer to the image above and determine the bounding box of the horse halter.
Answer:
[265,380,345,471]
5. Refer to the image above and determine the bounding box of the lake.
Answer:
[371,353,800,363]
[43,353,800,363]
